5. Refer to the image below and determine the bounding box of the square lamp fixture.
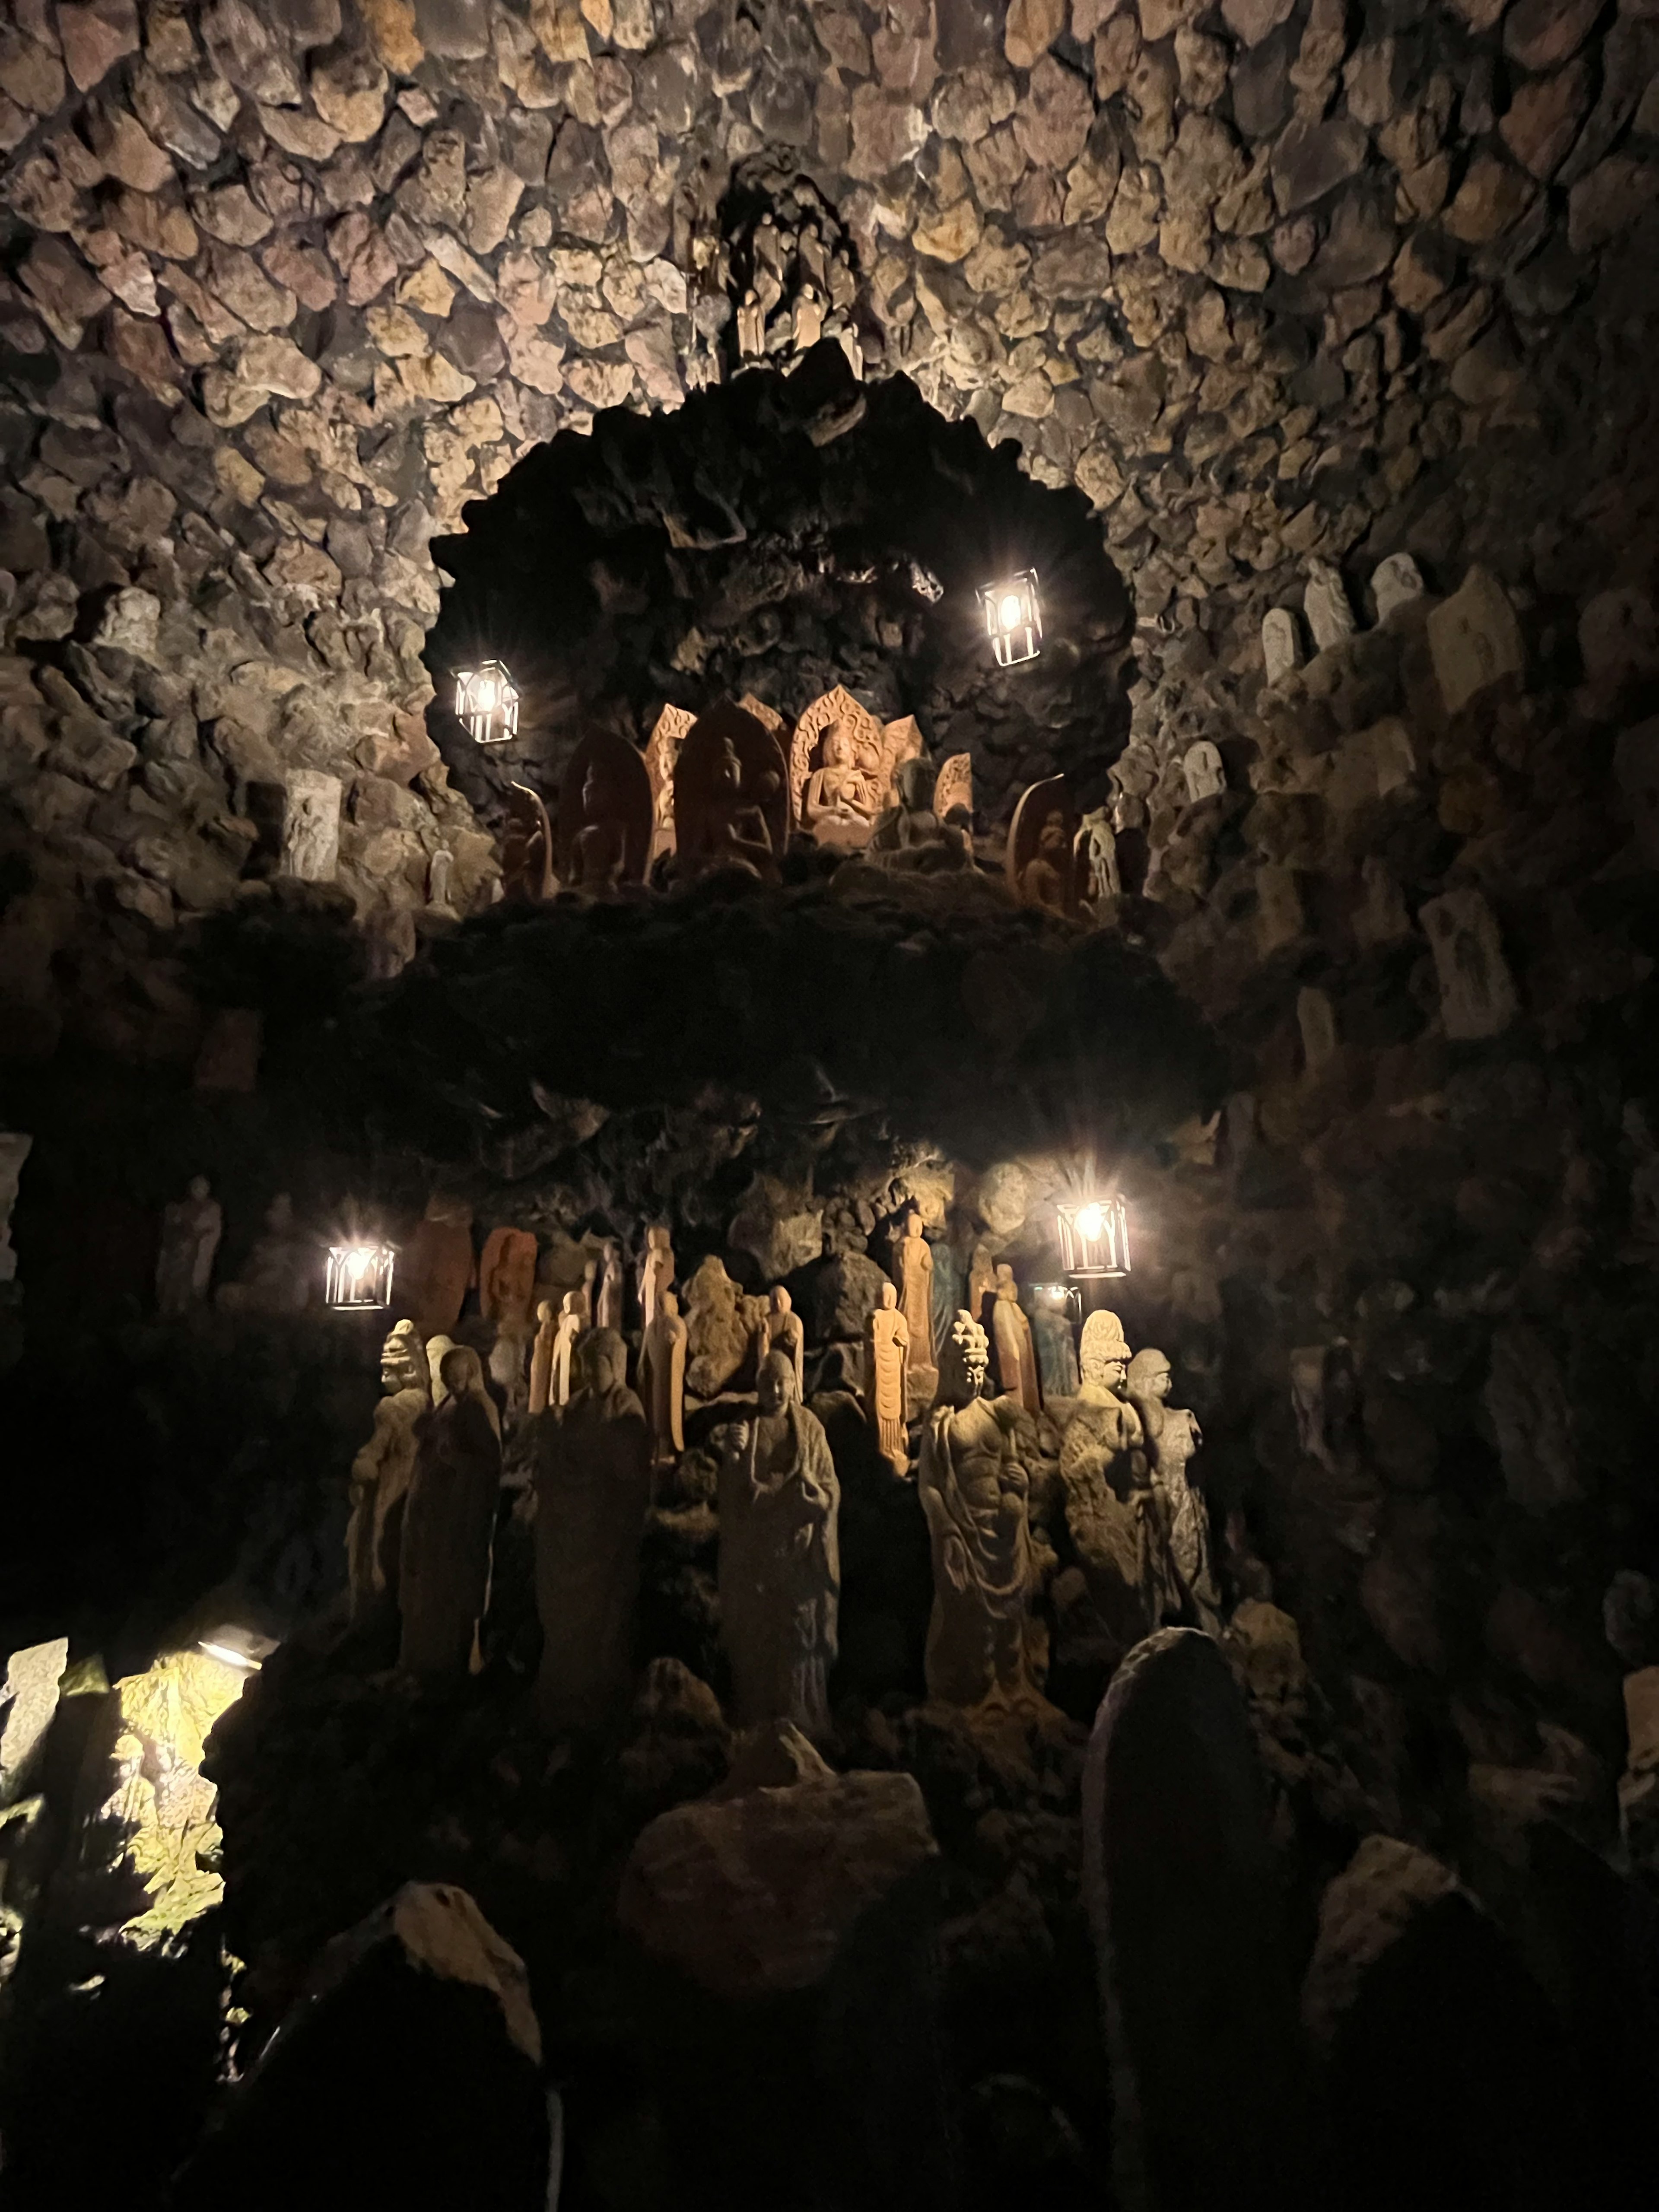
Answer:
[454,660,520,745]
[1032,1279,1082,1324]
[1056,1195,1130,1281]
[326,1243,396,1310]
[979,570,1042,669]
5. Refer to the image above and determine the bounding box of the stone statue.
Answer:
[528,1300,558,1416]
[346,1319,429,1624]
[917,1313,1039,1708]
[478,1226,537,1332]
[426,1332,456,1405]
[533,1328,652,1731]
[716,1351,841,1738]
[1371,551,1425,623]
[1128,1348,1220,1630]
[1075,807,1120,906]
[639,1286,687,1466]
[595,1238,625,1334]
[1059,1312,1176,1662]
[1021,810,1072,916]
[579,1252,598,1325]
[400,1195,474,1342]
[801,722,883,841]
[1182,741,1226,803]
[967,1242,997,1334]
[426,847,454,909]
[760,1284,805,1399]
[990,1262,1042,1415]
[398,1345,502,1681]
[1026,1287,1081,1399]
[558,734,652,892]
[216,1191,311,1314]
[1304,558,1356,652]
[894,1205,936,1373]
[637,1224,674,1332]
[280,769,342,883]
[501,781,555,903]
[792,281,825,352]
[737,287,765,362]
[865,1280,911,1478]
[156,1176,222,1318]
[1262,607,1303,686]
[706,735,780,877]
[488,1316,532,1424]
[541,1291,585,1411]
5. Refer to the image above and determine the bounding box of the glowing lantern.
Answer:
[454,659,520,745]
[1032,1279,1081,1324]
[978,569,1042,668]
[1055,1195,1130,1281]
[326,1242,396,1310]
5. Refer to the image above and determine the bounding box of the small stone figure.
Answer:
[426,847,454,909]
[156,1176,222,1318]
[580,1252,599,1325]
[990,1262,1042,1416]
[829,245,857,313]
[865,1280,911,1477]
[596,1238,626,1334]
[1371,551,1425,623]
[639,1286,688,1466]
[534,1328,652,1731]
[894,1205,936,1374]
[478,1227,537,1332]
[501,782,555,903]
[967,1243,997,1334]
[760,1284,805,1399]
[426,1332,457,1405]
[1027,1287,1081,1398]
[1128,1348,1220,1630]
[346,1319,429,1624]
[280,769,342,883]
[917,1313,1039,1709]
[528,1300,559,1416]
[791,282,825,353]
[801,724,883,841]
[398,1345,502,1681]
[1304,558,1356,652]
[1020,810,1072,916]
[1075,807,1121,907]
[716,1351,841,1738]
[1182,741,1226,804]
[1261,607,1303,686]
[799,220,829,291]
[737,288,765,361]
[1059,1312,1175,1662]
[542,1291,585,1411]
[637,1224,674,1332]
[489,1316,533,1424]
[217,1192,311,1314]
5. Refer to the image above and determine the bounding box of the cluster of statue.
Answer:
[720,197,863,381]
[343,1201,1218,1744]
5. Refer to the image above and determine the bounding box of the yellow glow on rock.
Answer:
[100,1649,250,1948]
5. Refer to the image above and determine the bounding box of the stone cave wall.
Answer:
[0,0,1654,1055]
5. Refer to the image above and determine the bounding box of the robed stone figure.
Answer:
[917,1312,1039,1708]
[398,1345,501,1681]
[717,1351,841,1739]
[534,1328,652,1732]
[347,1319,429,1626]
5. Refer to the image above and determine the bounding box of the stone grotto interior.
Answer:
[0,0,1658,2203]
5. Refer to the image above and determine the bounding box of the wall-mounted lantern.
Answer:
[978,570,1042,669]
[454,660,520,746]
[1031,1279,1082,1324]
[1055,1195,1131,1281]
[325,1243,396,1310]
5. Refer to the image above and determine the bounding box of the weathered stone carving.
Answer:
[864,1280,911,1477]
[685,1253,757,1398]
[1075,807,1121,908]
[1418,887,1519,1039]
[716,1351,841,1738]
[500,780,556,903]
[893,1203,936,1376]
[1128,1347,1220,1629]
[1059,1311,1175,1662]
[917,1312,1039,1708]
[530,1290,584,1414]
[534,1328,652,1731]
[478,1226,537,1331]
[637,1223,674,1333]
[1427,565,1524,714]
[644,704,695,861]
[759,1283,804,1399]
[1007,775,1074,916]
[1371,550,1425,622]
[556,731,653,891]
[990,1262,1042,1415]
[156,1176,222,1318]
[789,686,919,849]
[398,1345,501,1681]
[346,1319,429,1624]
[673,702,789,881]
[1028,1288,1081,1398]
[216,1192,312,1314]
[1262,606,1303,684]
[280,768,341,882]
[400,1195,475,1341]
[1182,740,1227,803]
[1303,557,1356,652]
[639,1286,687,1465]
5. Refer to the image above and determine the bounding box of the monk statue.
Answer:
[595,1238,626,1333]
[990,1262,1042,1416]
[639,1286,688,1467]
[1058,1312,1177,1664]
[864,1280,911,1478]
[759,1284,805,1399]
[894,1204,936,1374]
[397,1345,501,1681]
[1020,809,1071,917]
[533,1328,652,1731]
[802,724,882,839]
[1128,1347,1221,1631]
[705,737,778,877]
[637,1224,674,1333]
[156,1176,222,1317]
[546,1292,585,1409]
[572,760,628,892]
[716,1351,841,1738]
[346,1319,429,1625]
[916,1313,1040,1708]
[528,1300,557,1416]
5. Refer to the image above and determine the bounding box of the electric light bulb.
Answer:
[1000,593,1022,629]
[1077,1203,1103,1241]
[476,681,496,710]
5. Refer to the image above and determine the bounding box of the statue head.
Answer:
[756,1348,797,1415]
[903,1204,924,1238]
[560,1289,584,1320]
[1079,1309,1131,1394]
[1127,1348,1172,1402]
[770,1284,792,1316]
[823,724,853,766]
[426,1332,456,1400]
[580,1326,627,1396]
[878,1280,897,1309]
[536,1299,555,1325]
[937,1310,990,1405]
[381,1319,426,1396]
[994,1262,1017,1299]
[648,1224,671,1253]
[1039,809,1066,858]
[896,757,932,810]
[188,1174,211,1201]
[439,1344,487,1402]
[660,1288,679,1319]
